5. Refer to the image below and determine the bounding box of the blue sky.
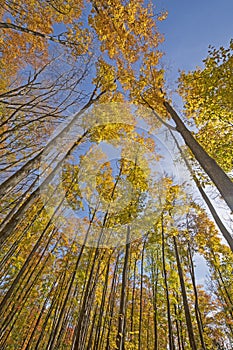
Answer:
[154,0,233,105]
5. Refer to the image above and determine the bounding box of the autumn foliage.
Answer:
[0,1,233,349]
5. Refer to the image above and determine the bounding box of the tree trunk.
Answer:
[188,244,207,350]
[116,226,131,350]
[170,130,233,252]
[94,256,111,350]
[138,241,146,350]
[173,236,197,350]
[173,301,182,350]
[105,255,119,350]
[161,216,175,350]
[129,258,137,344]
[164,101,233,213]
[151,256,159,350]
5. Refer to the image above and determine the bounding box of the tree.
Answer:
[163,100,233,213]
[169,129,233,252]
[178,41,233,173]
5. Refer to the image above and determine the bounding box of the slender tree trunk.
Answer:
[146,308,150,349]
[173,236,197,350]
[170,130,233,252]
[161,216,175,350]
[105,255,119,350]
[164,101,233,212]
[86,304,98,350]
[177,301,186,350]
[129,258,137,344]
[173,301,182,350]
[151,257,159,350]
[116,226,131,350]
[138,241,146,350]
[94,256,111,350]
[188,244,207,350]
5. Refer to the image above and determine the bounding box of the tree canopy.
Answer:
[0,1,232,349]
